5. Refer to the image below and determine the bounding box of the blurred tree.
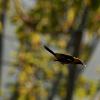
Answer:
[66,4,90,100]
[9,0,100,100]
[0,0,8,90]
[66,0,100,99]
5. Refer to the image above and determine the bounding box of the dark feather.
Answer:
[44,45,56,56]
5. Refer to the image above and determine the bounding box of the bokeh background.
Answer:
[0,0,100,100]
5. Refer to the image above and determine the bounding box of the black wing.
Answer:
[44,45,56,56]
[56,54,74,63]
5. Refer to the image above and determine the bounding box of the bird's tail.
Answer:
[44,45,56,56]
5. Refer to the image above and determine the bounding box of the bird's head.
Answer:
[73,57,86,67]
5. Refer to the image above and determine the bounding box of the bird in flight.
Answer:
[44,45,86,67]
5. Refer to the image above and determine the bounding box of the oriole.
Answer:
[44,45,86,67]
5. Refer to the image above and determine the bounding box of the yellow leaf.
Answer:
[0,22,3,32]
[67,7,76,26]
[31,33,41,45]
[19,71,27,82]
[46,69,54,79]
[76,88,86,97]
[18,86,27,95]
[58,39,66,48]
[12,16,20,23]
[25,66,33,74]
[29,95,36,100]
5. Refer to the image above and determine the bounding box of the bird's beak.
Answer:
[73,57,86,67]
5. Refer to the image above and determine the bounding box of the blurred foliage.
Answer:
[3,0,100,100]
